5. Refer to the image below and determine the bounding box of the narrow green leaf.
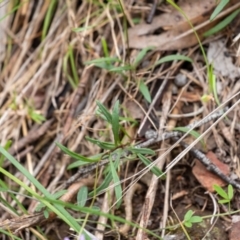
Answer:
[213,185,228,199]
[52,190,68,199]
[218,199,230,204]
[210,0,229,21]
[101,37,109,58]
[0,187,7,192]
[72,26,93,32]
[137,154,163,177]
[68,45,79,86]
[56,142,100,163]
[204,9,240,37]
[129,147,155,155]
[77,186,88,207]
[85,136,116,150]
[96,101,112,123]
[174,127,205,146]
[67,161,89,170]
[0,146,80,232]
[155,54,192,66]
[112,100,120,145]
[0,229,22,240]
[0,140,12,166]
[208,65,220,105]
[133,46,154,67]
[85,57,120,65]
[89,155,121,197]
[110,155,122,208]
[109,65,133,72]
[89,168,113,197]
[228,184,234,200]
[139,80,151,103]
[41,0,57,41]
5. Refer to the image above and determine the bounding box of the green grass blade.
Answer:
[174,127,205,147]
[137,154,163,177]
[0,140,12,167]
[210,0,229,21]
[96,101,112,123]
[56,142,100,163]
[208,64,220,105]
[155,54,192,66]
[0,229,22,240]
[101,37,109,57]
[41,0,57,41]
[204,9,240,37]
[85,136,116,150]
[109,155,122,208]
[67,161,89,170]
[112,100,120,145]
[129,147,155,155]
[139,80,151,103]
[133,46,154,67]
[0,145,80,232]
[69,45,79,86]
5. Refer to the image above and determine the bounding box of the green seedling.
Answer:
[183,210,203,228]
[28,108,46,124]
[214,184,234,211]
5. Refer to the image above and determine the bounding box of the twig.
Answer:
[146,0,158,24]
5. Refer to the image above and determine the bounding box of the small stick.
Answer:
[147,0,158,24]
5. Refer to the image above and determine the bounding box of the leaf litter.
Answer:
[0,0,240,239]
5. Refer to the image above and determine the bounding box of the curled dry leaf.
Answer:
[128,0,238,50]
[192,151,230,192]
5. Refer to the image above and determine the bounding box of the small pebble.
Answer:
[174,73,188,87]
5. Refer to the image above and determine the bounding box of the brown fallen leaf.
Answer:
[192,151,230,192]
[128,0,239,50]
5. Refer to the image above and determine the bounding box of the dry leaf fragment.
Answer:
[192,151,230,192]
[128,0,239,50]
[128,0,217,50]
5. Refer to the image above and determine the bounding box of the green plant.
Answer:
[183,210,203,228]
[57,101,163,201]
[214,184,234,211]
